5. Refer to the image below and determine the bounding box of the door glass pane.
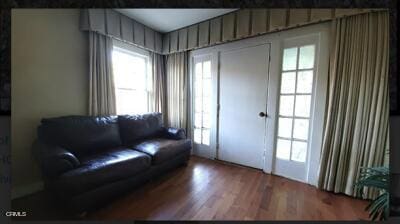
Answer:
[195,96,202,113]
[277,138,291,160]
[282,47,298,71]
[195,62,202,78]
[281,72,296,94]
[294,95,311,117]
[193,60,212,146]
[194,112,202,128]
[202,113,210,128]
[203,61,211,78]
[291,141,307,162]
[278,118,292,138]
[203,78,211,97]
[202,96,211,113]
[298,45,315,69]
[279,95,294,116]
[195,81,202,97]
[194,128,202,144]
[202,129,210,145]
[297,70,313,93]
[293,119,309,140]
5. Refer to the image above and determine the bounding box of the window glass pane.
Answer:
[281,72,296,94]
[113,52,146,90]
[279,95,294,116]
[113,48,149,115]
[194,128,202,144]
[202,113,210,128]
[293,119,309,140]
[195,62,202,79]
[194,112,202,128]
[282,47,298,71]
[202,129,210,146]
[132,90,148,114]
[277,138,291,160]
[298,45,315,69]
[295,95,311,117]
[115,89,134,115]
[291,141,307,162]
[278,118,292,138]
[203,61,211,78]
[115,89,147,115]
[297,70,313,93]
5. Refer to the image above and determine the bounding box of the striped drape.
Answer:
[317,11,390,198]
[165,52,189,131]
[88,31,116,116]
[150,52,167,123]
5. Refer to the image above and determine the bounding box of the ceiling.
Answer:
[114,9,238,33]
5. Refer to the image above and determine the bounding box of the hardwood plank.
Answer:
[12,156,370,221]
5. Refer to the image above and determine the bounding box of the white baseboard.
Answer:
[11,181,44,200]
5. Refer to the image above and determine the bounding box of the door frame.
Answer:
[190,22,330,185]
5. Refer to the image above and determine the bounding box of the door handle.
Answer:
[259,112,267,117]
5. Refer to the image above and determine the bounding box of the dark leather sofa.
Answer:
[32,113,191,213]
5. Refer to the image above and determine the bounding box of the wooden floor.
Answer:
[12,156,370,221]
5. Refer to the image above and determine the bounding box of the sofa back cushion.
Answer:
[118,113,163,145]
[38,116,122,157]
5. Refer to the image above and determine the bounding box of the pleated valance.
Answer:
[161,8,387,54]
[80,9,387,56]
[80,9,163,54]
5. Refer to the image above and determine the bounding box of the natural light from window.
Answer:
[193,60,212,146]
[112,47,149,115]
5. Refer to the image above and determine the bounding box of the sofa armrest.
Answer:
[163,127,186,140]
[32,140,80,178]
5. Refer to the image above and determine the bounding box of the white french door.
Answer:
[272,34,322,183]
[192,55,214,158]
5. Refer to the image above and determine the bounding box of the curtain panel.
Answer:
[88,31,117,116]
[150,52,167,122]
[165,52,190,131]
[317,11,390,198]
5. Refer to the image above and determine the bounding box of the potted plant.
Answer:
[355,166,389,221]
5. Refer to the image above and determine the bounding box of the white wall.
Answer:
[11,9,88,197]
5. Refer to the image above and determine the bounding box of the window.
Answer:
[193,60,212,146]
[276,45,316,162]
[112,47,150,115]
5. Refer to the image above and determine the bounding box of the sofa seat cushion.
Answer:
[54,148,151,195]
[132,138,191,165]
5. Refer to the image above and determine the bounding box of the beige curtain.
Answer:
[150,52,167,122]
[88,31,116,116]
[165,52,189,130]
[318,11,390,198]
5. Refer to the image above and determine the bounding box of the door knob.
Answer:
[259,112,267,117]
